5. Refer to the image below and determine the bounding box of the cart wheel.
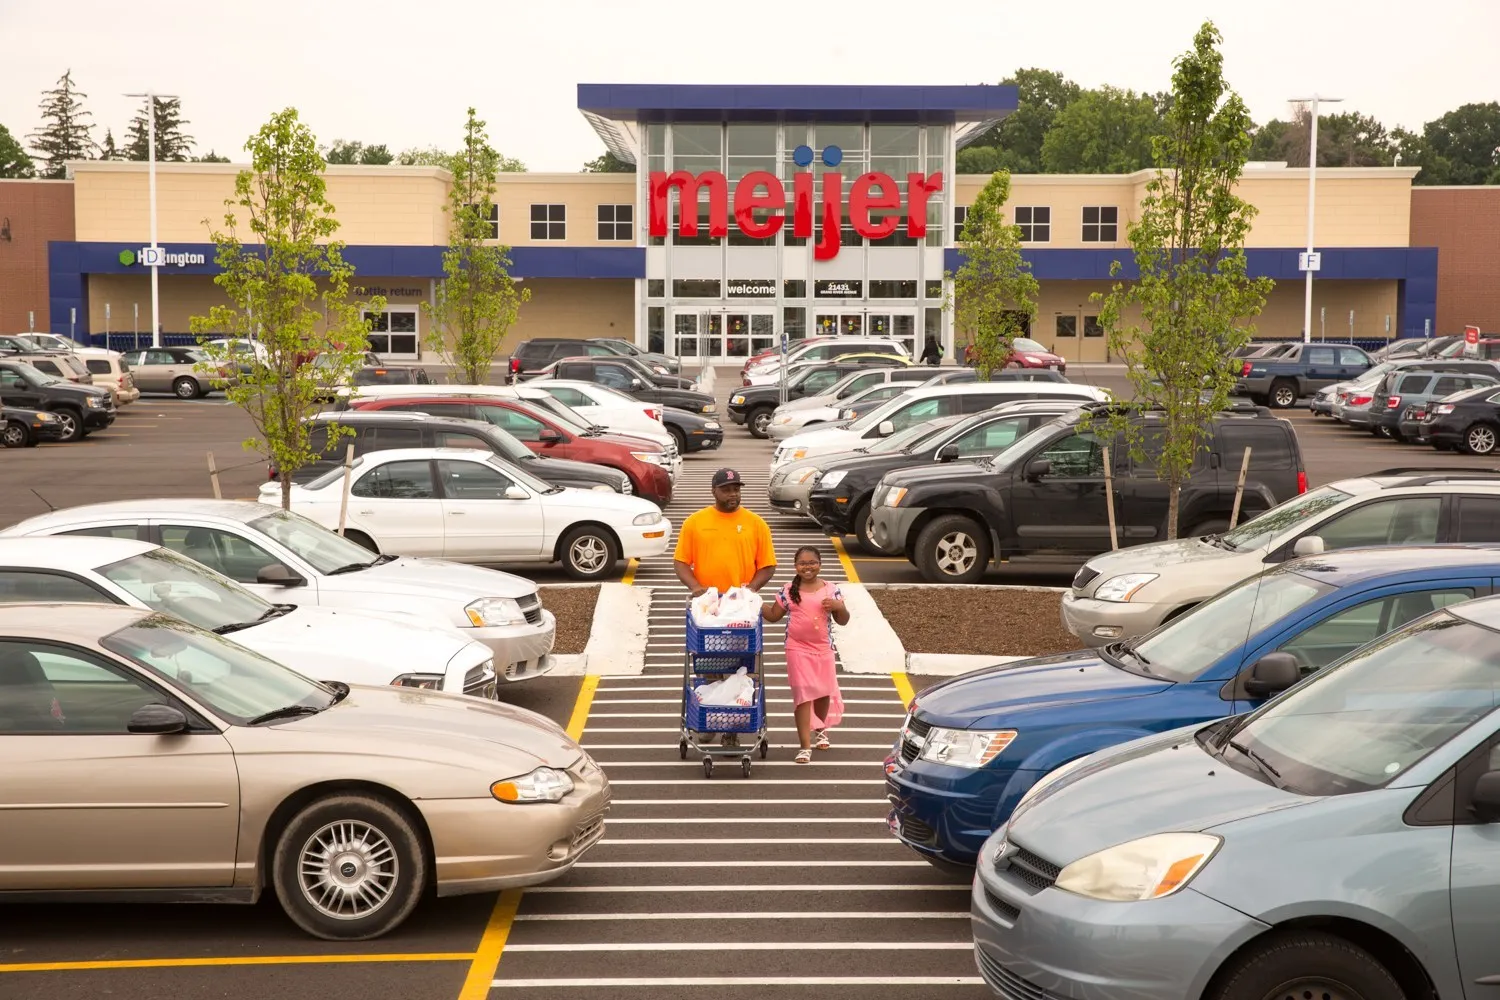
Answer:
[678,739,688,760]
[759,740,769,759]
[702,758,714,779]
[741,758,752,778]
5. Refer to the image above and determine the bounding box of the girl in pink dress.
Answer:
[762,546,849,764]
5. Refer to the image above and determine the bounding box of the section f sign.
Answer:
[648,144,943,261]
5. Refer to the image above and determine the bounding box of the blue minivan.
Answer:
[887,546,1500,869]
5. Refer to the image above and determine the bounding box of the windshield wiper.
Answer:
[327,554,394,575]
[1201,532,1238,551]
[246,704,324,726]
[211,605,291,634]
[1227,739,1285,788]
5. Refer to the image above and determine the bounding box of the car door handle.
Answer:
[449,510,466,516]
[357,509,374,515]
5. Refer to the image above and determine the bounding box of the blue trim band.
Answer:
[577,83,1018,123]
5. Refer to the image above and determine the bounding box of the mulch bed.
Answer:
[869,586,1082,657]
[538,585,600,655]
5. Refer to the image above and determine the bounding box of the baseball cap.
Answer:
[711,468,742,488]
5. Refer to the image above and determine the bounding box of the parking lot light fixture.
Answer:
[1289,94,1343,344]
[125,91,179,348]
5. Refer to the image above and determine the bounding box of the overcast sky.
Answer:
[2,0,1496,172]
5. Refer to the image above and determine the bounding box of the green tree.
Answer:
[1090,21,1273,540]
[325,139,395,165]
[583,150,635,172]
[963,69,1082,173]
[125,96,195,162]
[194,149,231,163]
[0,124,35,177]
[1041,86,1165,173]
[27,70,96,178]
[398,144,525,172]
[1252,109,1397,167]
[423,108,531,385]
[1410,103,1500,185]
[947,170,1038,379]
[956,145,1031,175]
[190,108,385,510]
[99,128,122,161]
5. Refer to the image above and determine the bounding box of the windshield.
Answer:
[1130,570,1334,682]
[11,361,57,386]
[102,614,331,725]
[1219,613,1500,795]
[250,509,388,575]
[1013,338,1047,353]
[524,396,595,433]
[1217,486,1352,552]
[97,547,275,632]
[485,453,557,493]
[847,391,921,431]
[986,419,1070,470]
[861,418,960,454]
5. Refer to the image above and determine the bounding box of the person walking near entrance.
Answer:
[921,336,942,366]
[674,468,778,746]
[761,546,847,763]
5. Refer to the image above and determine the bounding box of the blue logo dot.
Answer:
[821,145,843,167]
[792,145,814,168]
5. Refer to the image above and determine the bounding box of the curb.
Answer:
[830,584,906,674]
[545,583,652,676]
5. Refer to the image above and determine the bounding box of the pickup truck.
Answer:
[1233,342,1373,408]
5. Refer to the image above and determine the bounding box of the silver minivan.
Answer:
[972,592,1500,1000]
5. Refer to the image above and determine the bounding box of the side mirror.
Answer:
[1024,458,1051,482]
[128,703,189,735]
[504,485,529,500]
[256,563,306,588]
[877,420,895,437]
[630,378,643,388]
[937,444,960,463]
[538,427,563,444]
[1472,771,1500,823]
[1244,652,1302,698]
[1292,536,1325,557]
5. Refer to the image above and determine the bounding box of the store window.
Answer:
[1082,207,1118,243]
[598,204,632,241]
[363,308,420,356]
[1015,207,1050,243]
[672,279,721,298]
[784,307,807,341]
[869,280,918,299]
[925,280,944,300]
[647,307,665,354]
[530,204,566,241]
[1056,315,1078,338]
[1084,315,1104,338]
[954,206,969,240]
[647,279,665,298]
[783,280,807,299]
[466,204,499,240]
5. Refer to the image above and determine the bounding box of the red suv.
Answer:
[348,395,674,505]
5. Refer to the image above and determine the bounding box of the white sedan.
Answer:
[524,379,667,435]
[0,537,498,696]
[768,382,920,440]
[264,447,672,579]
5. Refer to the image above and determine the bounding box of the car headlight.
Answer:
[634,511,664,525]
[704,421,721,430]
[791,467,821,485]
[918,728,1017,768]
[465,597,526,627]
[34,411,56,422]
[731,394,746,404]
[1054,833,1221,901]
[820,470,847,489]
[701,403,717,413]
[841,409,856,419]
[491,766,576,803]
[1092,573,1159,602]
[85,396,105,408]
[631,451,664,465]
[789,448,807,462]
[591,483,615,492]
[884,486,909,508]
[391,673,445,689]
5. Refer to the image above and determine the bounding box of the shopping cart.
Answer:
[678,609,769,778]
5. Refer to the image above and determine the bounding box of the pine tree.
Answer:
[27,70,97,178]
[126,97,195,162]
[100,129,122,161]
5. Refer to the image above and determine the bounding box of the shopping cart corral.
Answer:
[679,610,769,777]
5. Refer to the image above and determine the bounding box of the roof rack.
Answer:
[1370,467,1500,477]
[1078,400,1274,417]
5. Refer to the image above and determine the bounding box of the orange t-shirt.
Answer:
[673,506,777,593]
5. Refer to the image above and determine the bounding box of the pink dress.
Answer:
[775,580,845,729]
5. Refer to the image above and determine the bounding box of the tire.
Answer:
[748,407,774,439]
[1389,427,1406,443]
[342,530,379,554]
[1465,423,1499,455]
[1206,931,1403,1000]
[2,421,29,449]
[173,376,201,399]
[51,407,84,442]
[914,514,991,584]
[560,524,619,581]
[1188,519,1229,537]
[668,426,687,453]
[270,793,428,941]
[1268,379,1298,409]
[853,500,890,555]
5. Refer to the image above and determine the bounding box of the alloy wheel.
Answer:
[570,535,609,574]
[1274,386,1296,407]
[1469,425,1497,454]
[2,424,26,448]
[54,412,78,440]
[751,411,772,437]
[934,531,979,576]
[297,820,399,920]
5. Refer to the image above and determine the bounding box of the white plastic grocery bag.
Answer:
[696,667,756,706]
[690,586,762,628]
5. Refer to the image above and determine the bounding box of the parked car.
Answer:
[1234,342,1373,408]
[2,499,561,682]
[586,336,682,375]
[507,337,678,381]
[528,357,715,413]
[1063,467,1500,647]
[1309,358,1436,417]
[731,362,919,437]
[891,543,1500,870]
[1420,383,1500,454]
[871,402,1305,584]
[971,584,1500,1000]
[74,353,138,406]
[0,360,115,441]
[1369,368,1500,440]
[993,336,1067,374]
[744,338,912,386]
[120,346,232,398]
[809,401,1084,553]
[0,536,496,694]
[1,405,65,448]
[282,411,632,496]
[772,382,1110,470]
[1435,336,1500,361]
[768,416,966,520]
[770,381,931,440]
[264,447,672,579]
[0,335,94,386]
[1369,337,1430,362]
[1417,333,1462,356]
[345,393,674,505]
[659,407,723,454]
[523,378,671,435]
[0,601,608,940]
[1329,368,1389,429]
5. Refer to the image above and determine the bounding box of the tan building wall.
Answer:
[494,174,637,249]
[507,278,635,343]
[1411,187,1500,334]
[0,179,75,332]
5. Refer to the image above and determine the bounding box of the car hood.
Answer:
[233,604,484,678]
[652,388,715,408]
[881,459,991,489]
[817,451,920,480]
[44,381,111,400]
[331,556,537,600]
[782,392,840,411]
[528,454,623,484]
[524,487,664,519]
[1076,535,1246,590]
[651,374,697,389]
[1003,726,1311,866]
[781,424,867,451]
[913,651,1172,728]
[272,683,581,768]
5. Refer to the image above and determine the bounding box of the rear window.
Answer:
[1216,421,1295,470]
[1395,373,1433,394]
[85,359,113,375]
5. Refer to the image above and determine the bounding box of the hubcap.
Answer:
[571,536,608,573]
[753,413,770,435]
[934,531,978,575]
[3,426,22,446]
[1259,976,1358,1000]
[1472,428,1496,453]
[177,381,195,398]
[297,820,398,920]
[1275,387,1294,405]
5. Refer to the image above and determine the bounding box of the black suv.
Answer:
[0,360,115,441]
[533,357,716,414]
[284,411,633,493]
[730,364,925,437]
[869,403,1307,582]
[509,338,682,381]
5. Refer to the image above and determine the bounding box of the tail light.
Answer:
[509,357,521,373]
[1386,395,1402,409]
[1297,471,1307,494]
[646,406,662,421]
[1410,408,1428,421]
[1337,393,1348,403]
[1350,394,1372,406]
[1241,361,1252,376]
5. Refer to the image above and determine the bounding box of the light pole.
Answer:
[125,91,177,348]
[1289,94,1342,344]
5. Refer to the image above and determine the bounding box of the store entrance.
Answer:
[670,309,775,359]
[813,310,918,357]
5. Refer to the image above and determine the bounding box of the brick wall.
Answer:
[1411,188,1500,334]
[0,180,75,331]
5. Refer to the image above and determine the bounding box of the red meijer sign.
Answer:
[648,168,945,261]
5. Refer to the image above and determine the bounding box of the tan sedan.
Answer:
[0,603,608,940]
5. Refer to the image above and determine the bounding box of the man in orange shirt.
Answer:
[674,468,777,597]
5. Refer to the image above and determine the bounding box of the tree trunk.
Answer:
[280,471,292,511]
[1165,481,1181,541]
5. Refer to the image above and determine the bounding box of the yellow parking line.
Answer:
[620,558,638,586]
[891,671,917,709]
[830,536,861,583]
[0,952,475,974]
[567,676,600,741]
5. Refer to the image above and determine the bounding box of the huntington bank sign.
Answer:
[118,247,207,268]
[648,144,943,261]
